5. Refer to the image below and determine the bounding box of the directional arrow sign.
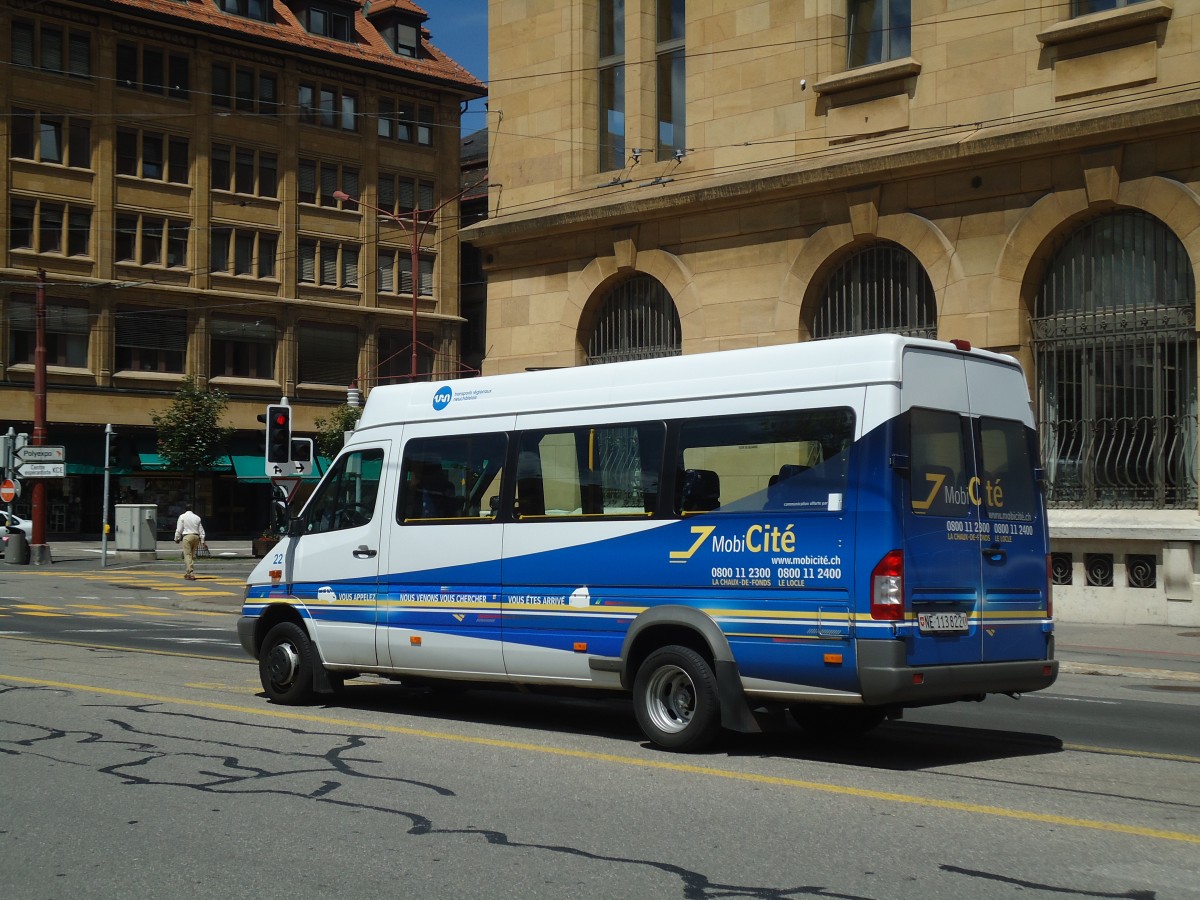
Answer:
[18,462,66,478]
[16,445,65,462]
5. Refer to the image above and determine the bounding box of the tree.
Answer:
[150,377,234,497]
[313,403,363,459]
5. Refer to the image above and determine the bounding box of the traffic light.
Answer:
[291,437,313,464]
[264,404,292,463]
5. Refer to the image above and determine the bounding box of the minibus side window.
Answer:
[303,448,385,534]
[673,408,854,514]
[514,423,665,519]
[978,417,1037,522]
[909,408,971,517]
[399,433,508,523]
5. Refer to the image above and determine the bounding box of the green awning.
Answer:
[66,462,131,476]
[230,454,327,483]
[135,452,233,473]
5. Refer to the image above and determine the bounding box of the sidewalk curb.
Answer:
[1058,661,1200,683]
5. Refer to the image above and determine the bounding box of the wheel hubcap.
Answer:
[266,640,300,688]
[645,664,695,734]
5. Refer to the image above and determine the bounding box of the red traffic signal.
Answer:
[265,404,292,463]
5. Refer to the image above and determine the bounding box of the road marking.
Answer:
[0,637,241,662]
[2,672,1198,847]
[1063,742,1200,764]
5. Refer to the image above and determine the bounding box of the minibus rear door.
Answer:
[903,406,986,666]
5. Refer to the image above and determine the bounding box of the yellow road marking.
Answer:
[0,636,240,662]
[1,672,1197,847]
[1063,742,1200,765]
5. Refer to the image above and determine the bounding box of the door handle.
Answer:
[353,545,377,559]
[983,545,1006,564]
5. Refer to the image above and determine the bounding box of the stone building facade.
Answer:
[0,0,484,540]
[470,0,1200,624]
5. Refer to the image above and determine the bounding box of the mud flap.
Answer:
[715,659,761,733]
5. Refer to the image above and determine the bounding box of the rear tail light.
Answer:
[871,549,904,620]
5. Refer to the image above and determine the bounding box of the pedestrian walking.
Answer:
[174,504,207,580]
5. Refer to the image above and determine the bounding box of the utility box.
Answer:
[115,504,157,555]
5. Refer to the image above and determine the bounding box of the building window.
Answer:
[11,109,91,168]
[298,323,358,385]
[305,5,354,41]
[9,199,91,257]
[379,250,434,296]
[210,227,278,279]
[211,62,278,115]
[299,82,358,130]
[216,0,272,22]
[116,129,189,184]
[298,159,358,206]
[116,214,190,267]
[598,0,626,172]
[378,173,435,220]
[1033,210,1197,509]
[381,20,419,57]
[8,294,89,368]
[11,19,90,77]
[115,307,187,373]
[656,0,685,161]
[377,99,434,146]
[379,328,435,383]
[586,274,681,364]
[212,144,277,197]
[812,243,936,339]
[116,41,189,98]
[209,315,276,379]
[1072,0,1148,14]
[847,0,911,69]
[299,239,359,288]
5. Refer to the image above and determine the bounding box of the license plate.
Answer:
[917,611,969,633]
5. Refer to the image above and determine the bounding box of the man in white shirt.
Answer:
[174,505,207,580]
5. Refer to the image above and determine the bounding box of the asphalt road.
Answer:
[2,561,1198,899]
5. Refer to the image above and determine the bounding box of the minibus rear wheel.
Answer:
[633,645,722,752]
[260,621,315,704]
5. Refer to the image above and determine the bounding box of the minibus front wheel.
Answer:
[260,621,316,704]
[633,645,722,752]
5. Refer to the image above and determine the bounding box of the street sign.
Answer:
[266,461,287,478]
[271,477,302,503]
[17,462,66,478]
[16,445,65,462]
[0,479,19,502]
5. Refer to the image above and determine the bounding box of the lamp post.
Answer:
[334,175,486,381]
[30,268,49,563]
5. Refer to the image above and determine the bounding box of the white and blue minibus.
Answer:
[239,334,1057,751]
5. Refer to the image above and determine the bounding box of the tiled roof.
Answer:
[98,0,485,93]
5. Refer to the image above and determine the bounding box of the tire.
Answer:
[259,621,316,704]
[790,704,886,736]
[632,645,722,752]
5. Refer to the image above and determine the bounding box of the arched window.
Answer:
[813,242,936,340]
[1033,210,1197,508]
[586,274,681,364]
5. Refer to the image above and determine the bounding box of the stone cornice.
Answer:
[469,94,1200,251]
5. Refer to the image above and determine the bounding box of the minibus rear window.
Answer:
[909,408,971,517]
[978,417,1037,523]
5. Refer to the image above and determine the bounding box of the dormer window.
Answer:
[305,4,354,42]
[217,0,272,23]
[381,20,420,58]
